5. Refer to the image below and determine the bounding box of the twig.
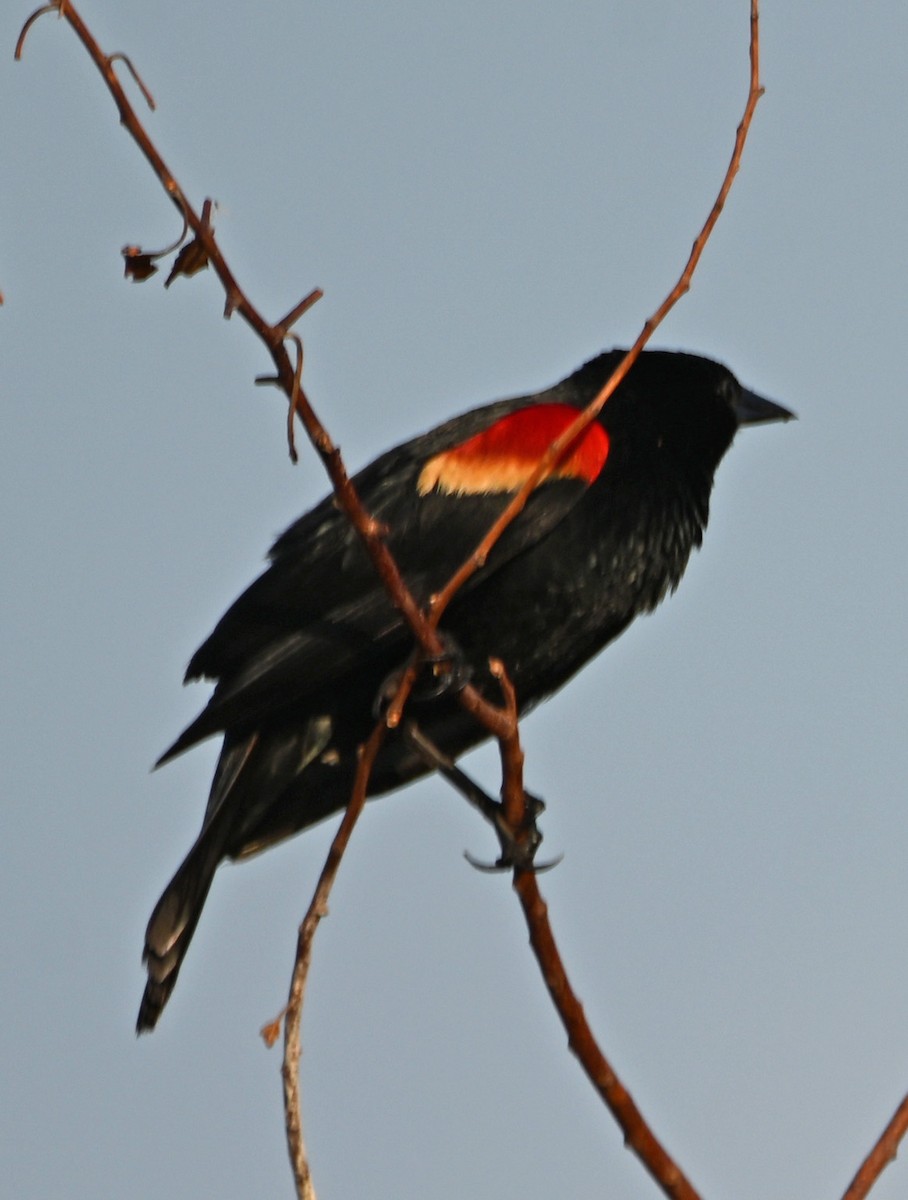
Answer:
[14,1,62,60]
[278,288,325,334]
[484,663,704,1200]
[483,8,764,1198]
[429,0,764,629]
[278,719,390,1200]
[512,870,701,1200]
[15,9,512,1195]
[841,1093,908,1200]
[13,1,505,707]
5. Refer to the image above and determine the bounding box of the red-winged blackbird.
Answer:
[138,349,792,1031]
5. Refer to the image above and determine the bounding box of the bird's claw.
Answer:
[400,720,556,871]
[412,634,473,702]
[373,635,472,718]
[464,847,564,874]
[465,793,560,873]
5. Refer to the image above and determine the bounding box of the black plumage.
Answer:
[138,349,792,1031]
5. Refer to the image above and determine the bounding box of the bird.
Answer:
[138,348,793,1032]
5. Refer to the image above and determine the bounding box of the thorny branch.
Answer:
[17,4,908,1200]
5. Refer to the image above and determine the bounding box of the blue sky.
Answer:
[3,3,907,1197]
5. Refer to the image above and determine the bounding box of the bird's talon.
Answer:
[372,636,472,719]
[463,850,511,873]
[463,846,563,874]
[461,802,555,873]
[526,852,564,874]
[413,634,473,702]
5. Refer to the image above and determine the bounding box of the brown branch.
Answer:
[279,287,325,335]
[38,7,588,1197]
[487,661,523,822]
[14,1,60,59]
[485,9,764,1199]
[513,872,702,1200]
[15,15,519,1194]
[487,668,702,1200]
[277,719,390,1200]
[841,1093,908,1200]
[13,2,471,673]
[269,653,524,1197]
[430,0,764,630]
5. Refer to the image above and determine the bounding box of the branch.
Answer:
[487,664,702,1199]
[429,0,764,628]
[16,9,518,1195]
[452,5,766,1199]
[15,2,516,724]
[841,1094,908,1200]
[269,36,771,1176]
[514,872,702,1199]
[276,720,391,1200]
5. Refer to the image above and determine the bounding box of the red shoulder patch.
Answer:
[417,404,609,496]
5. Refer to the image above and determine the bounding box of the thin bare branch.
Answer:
[841,1093,908,1200]
[429,0,764,630]
[278,288,324,334]
[14,1,62,60]
[285,334,306,464]
[13,2,460,676]
[279,720,388,1199]
[487,658,524,832]
[108,51,155,109]
[512,871,702,1200]
[488,9,764,1198]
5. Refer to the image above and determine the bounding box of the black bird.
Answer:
[138,349,792,1031]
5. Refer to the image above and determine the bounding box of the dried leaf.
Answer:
[122,245,158,282]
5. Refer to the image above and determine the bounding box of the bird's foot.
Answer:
[402,721,559,873]
[465,791,561,873]
[373,635,472,719]
[411,634,473,702]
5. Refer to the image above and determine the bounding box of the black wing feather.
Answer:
[159,358,624,764]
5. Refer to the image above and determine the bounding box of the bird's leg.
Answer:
[402,721,556,872]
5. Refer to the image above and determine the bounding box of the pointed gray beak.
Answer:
[734,387,796,426]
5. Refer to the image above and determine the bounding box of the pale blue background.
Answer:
[4,3,907,1197]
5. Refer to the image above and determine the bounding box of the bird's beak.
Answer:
[734,387,796,426]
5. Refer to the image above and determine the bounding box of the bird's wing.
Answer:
[158,398,610,763]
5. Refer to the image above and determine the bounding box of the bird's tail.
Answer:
[138,732,262,1033]
[136,824,226,1034]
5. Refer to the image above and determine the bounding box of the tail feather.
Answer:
[137,827,224,1034]
[138,727,318,1032]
